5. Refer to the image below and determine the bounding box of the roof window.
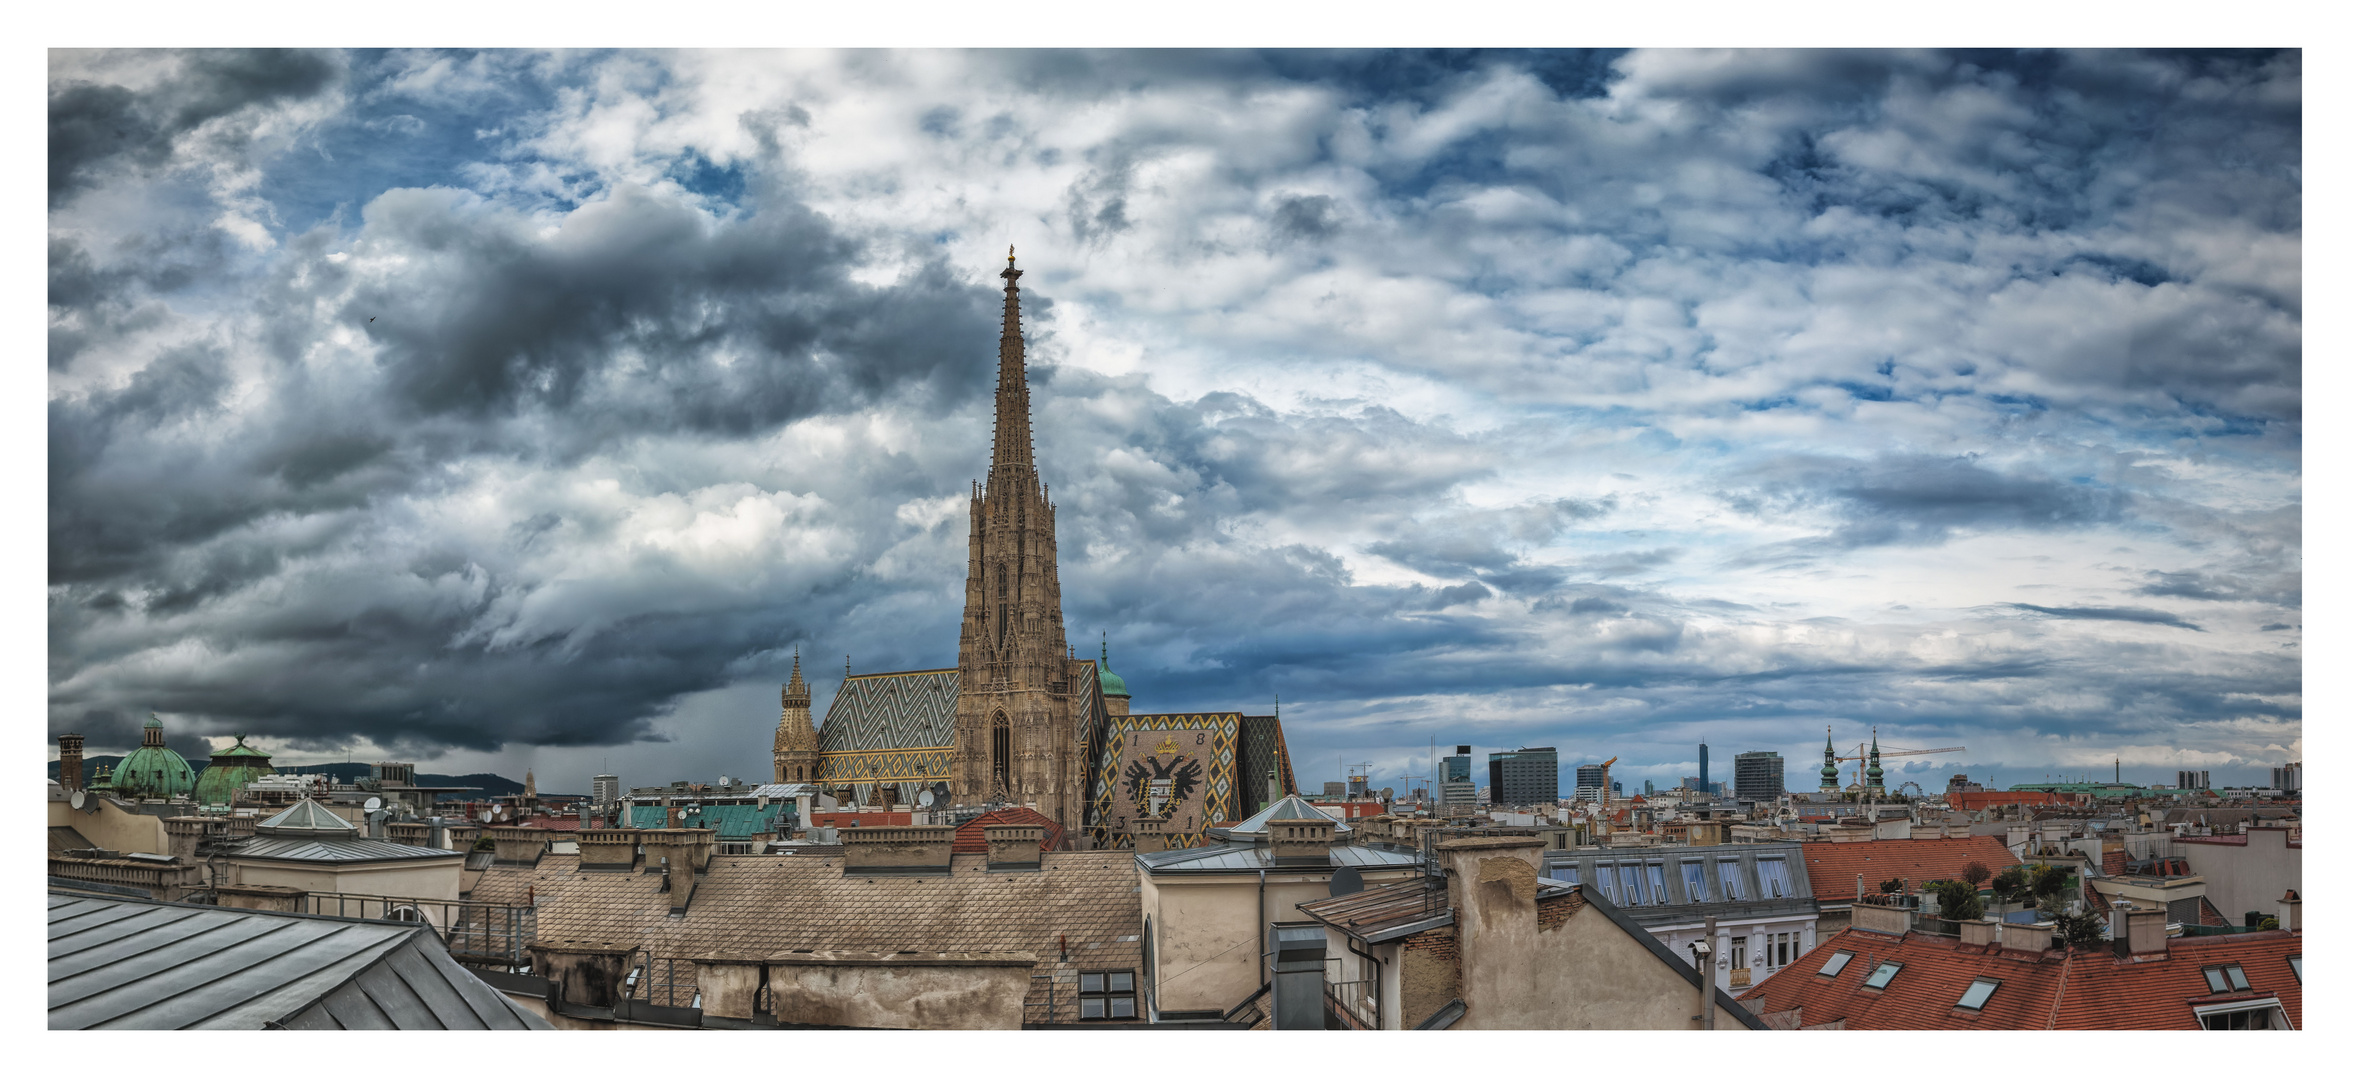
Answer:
[1818,950,1854,977]
[1956,978,2000,1010]
[1862,961,1902,990]
[2288,956,2300,983]
[2202,964,2250,994]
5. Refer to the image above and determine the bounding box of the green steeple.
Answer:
[1819,727,1840,791]
[1865,727,1885,793]
[1097,634,1128,698]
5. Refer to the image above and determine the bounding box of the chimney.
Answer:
[446,824,482,852]
[1961,916,2000,948]
[2109,900,2135,957]
[985,823,1045,871]
[578,828,642,871]
[648,828,715,913]
[1132,813,1169,854]
[1269,925,1327,1030]
[1269,818,1337,866]
[162,817,211,861]
[1999,920,2052,954]
[385,822,430,847]
[2123,908,2168,957]
[2277,890,2300,933]
[427,816,446,850]
[666,805,683,829]
[58,734,84,793]
[840,825,955,875]
[486,826,550,867]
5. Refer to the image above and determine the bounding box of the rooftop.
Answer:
[48,891,548,1029]
[1800,836,2020,903]
[1738,926,2302,1030]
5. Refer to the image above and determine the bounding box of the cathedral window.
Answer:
[992,713,1012,792]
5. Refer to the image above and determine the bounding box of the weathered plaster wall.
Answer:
[49,799,168,854]
[767,959,1030,1029]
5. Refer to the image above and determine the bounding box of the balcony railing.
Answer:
[1326,978,1380,1029]
[294,892,536,969]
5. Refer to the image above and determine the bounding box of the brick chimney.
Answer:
[1132,813,1169,854]
[984,823,1045,871]
[58,734,84,793]
[2277,889,2300,933]
[2115,907,2168,958]
[840,825,954,875]
[1269,818,1336,866]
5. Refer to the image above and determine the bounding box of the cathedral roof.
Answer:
[819,668,958,754]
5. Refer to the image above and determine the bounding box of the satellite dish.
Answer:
[69,790,85,810]
[918,788,935,808]
[481,809,494,823]
[1329,866,1365,898]
[364,796,382,812]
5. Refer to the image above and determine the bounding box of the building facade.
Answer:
[1488,747,1558,806]
[1574,763,1608,802]
[2177,769,2211,791]
[1733,751,1785,802]
[1542,842,1819,993]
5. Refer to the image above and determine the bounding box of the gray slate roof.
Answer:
[255,798,358,837]
[48,892,549,1029]
[235,835,464,864]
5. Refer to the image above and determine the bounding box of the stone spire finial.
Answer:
[990,248,1035,481]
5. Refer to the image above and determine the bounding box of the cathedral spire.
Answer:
[991,246,1036,485]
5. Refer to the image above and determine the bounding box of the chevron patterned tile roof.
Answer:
[819,668,959,754]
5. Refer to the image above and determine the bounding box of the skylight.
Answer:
[1957,978,2000,1010]
[2203,964,2250,993]
[1863,961,1901,989]
[2289,957,2300,983]
[1819,951,1854,977]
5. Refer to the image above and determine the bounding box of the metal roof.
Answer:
[255,798,358,837]
[1137,841,1421,874]
[48,893,549,1029]
[234,836,464,864]
[1218,794,1352,838]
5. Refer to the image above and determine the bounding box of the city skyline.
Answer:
[49,49,2301,796]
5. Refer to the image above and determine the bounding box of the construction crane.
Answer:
[1345,761,1376,800]
[1836,740,1965,790]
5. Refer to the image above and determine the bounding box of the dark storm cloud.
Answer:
[50,49,342,204]
[2008,603,2203,632]
[47,49,2299,787]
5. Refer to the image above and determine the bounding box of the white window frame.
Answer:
[1819,950,1854,977]
[2193,998,2287,1030]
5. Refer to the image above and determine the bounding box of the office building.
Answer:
[592,773,620,811]
[1681,776,1704,792]
[1488,747,1559,806]
[2178,770,2211,791]
[1575,762,1608,802]
[1733,751,1785,802]
[2270,762,2300,793]
[1441,746,1472,783]
[1698,743,1709,797]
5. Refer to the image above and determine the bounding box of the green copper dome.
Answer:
[112,713,196,801]
[1097,639,1128,698]
[193,734,274,807]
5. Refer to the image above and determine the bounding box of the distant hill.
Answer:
[47,757,525,798]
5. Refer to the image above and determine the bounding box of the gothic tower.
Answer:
[1819,727,1840,792]
[1864,727,1885,796]
[952,249,1080,826]
[773,651,820,783]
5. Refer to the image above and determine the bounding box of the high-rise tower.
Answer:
[773,651,819,783]
[951,249,1081,824]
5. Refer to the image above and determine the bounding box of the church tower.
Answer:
[952,249,1081,826]
[773,651,819,783]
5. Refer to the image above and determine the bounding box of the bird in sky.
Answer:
[368,316,376,322]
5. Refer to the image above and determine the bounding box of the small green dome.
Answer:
[114,743,196,800]
[1097,639,1129,698]
[193,735,274,807]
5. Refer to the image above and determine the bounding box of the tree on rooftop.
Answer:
[1990,866,2028,909]
[1930,879,1986,922]
[2053,909,2105,950]
[1961,861,1991,888]
[1878,877,1906,895]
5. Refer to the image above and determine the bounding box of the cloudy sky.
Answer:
[47,48,2301,796]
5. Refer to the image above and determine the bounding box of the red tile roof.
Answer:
[950,807,1064,854]
[1739,927,2302,1029]
[1946,791,2080,811]
[1801,837,2020,903]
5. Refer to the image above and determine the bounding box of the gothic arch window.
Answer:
[991,712,1012,793]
